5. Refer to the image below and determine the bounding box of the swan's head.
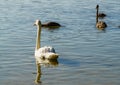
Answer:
[96,4,99,9]
[34,20,41,26]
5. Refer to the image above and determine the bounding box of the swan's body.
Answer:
[96,5,107,30]
[42,22,61,28]
[34,20,58,62]
[35,46,58,60]
[96,5,106,18]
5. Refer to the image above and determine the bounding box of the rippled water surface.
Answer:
[0,0,120,85]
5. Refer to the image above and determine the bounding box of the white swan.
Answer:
[34,20,59,62]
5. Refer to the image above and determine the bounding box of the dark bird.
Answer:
[96,21,107,30]
[96,5,106,18]
[96,5,107,30]
[118,26,120,28]
[41,22,61,28]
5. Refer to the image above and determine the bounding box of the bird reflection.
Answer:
[35,63,41,84]
[35,59,59,84]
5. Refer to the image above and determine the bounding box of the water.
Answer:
[0,0,120,85]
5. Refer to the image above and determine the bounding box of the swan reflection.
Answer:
[35,63,41,84]
[35,59,59,84]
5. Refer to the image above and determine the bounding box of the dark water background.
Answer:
[0,0,120,85]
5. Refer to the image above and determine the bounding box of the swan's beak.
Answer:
[33,23,36,26]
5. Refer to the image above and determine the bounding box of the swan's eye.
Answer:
[41,56,45,60]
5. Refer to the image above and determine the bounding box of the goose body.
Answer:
[96,5,107,30]
[96,21,107,30]
[34,20,58,61]
[42,22,61,28]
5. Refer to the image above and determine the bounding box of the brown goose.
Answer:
[96,5,107,30]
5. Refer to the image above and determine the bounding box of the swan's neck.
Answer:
[96,7,99,23]
[36,25,41,50]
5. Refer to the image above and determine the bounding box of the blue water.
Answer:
[0,0,120,85]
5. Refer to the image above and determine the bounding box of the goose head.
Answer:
[96,4,99,9]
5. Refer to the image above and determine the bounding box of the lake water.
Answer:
[0,0,120,85]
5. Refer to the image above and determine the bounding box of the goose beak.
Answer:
[96,4,99,9]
